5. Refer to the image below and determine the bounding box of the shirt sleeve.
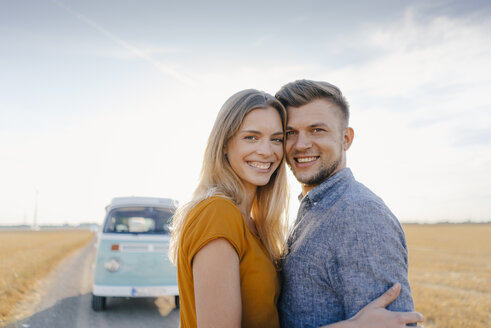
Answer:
[182,197,246,267]
[326,200,415,319]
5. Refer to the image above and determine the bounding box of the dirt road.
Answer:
[5,238,179,328]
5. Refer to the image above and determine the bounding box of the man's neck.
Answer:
[300,166,347,197]
[301,184,315,197]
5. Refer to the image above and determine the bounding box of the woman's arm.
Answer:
[193,238,241,328]
[320,283,424,328]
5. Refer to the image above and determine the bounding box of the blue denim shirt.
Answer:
[279,168,414,328]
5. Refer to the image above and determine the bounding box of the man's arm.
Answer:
[319,283,423,328]
[327,200,414,320]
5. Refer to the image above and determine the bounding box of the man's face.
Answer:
[286,98,353,193]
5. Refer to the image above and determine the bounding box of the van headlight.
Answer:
[104,258,121,272]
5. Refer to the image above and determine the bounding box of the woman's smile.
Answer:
[247,161,273,170]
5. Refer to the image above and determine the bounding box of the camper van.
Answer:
[91,197,179,311]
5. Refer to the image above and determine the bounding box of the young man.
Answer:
[275,80,415,327]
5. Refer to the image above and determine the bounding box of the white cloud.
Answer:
[50,0,198,87]
[2,2,490,225]
[322,7,491,222]
[94,44,184,61]
[330,10,491,97]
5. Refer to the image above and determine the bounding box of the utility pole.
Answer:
[33,189,39,230]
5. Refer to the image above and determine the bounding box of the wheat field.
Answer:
[0,229,94,325]
[0,226,489,327]
[404,224,491,328]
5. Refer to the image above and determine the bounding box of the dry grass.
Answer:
[0,229,94,325]
[0,226,489,327]
[404,224,491,328]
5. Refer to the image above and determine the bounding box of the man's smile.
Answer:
[295,156,319,164]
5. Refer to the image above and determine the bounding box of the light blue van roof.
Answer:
[106,197,177,212]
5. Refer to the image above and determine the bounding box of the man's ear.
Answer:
[343,127,354,151]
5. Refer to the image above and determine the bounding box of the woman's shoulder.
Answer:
[182,195,247,256]
[193,195,239,213]
[186,195,243,229]
[187,195,241,218]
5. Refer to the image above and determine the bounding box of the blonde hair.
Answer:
[169,89,289,266]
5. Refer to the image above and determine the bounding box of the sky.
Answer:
[1,0,490,226]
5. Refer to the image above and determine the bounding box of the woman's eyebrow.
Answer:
[240,129,262,134]
[240,129,283,136]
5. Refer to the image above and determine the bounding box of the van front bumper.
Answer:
[93,284,178,297]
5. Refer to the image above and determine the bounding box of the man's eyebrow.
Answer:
[308,122,328,128]
[286,122,328,129]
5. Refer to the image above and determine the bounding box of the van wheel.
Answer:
[174,295,180,309]
[92,294,106,311]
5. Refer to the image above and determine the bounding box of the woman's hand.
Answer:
[346,283,424,328]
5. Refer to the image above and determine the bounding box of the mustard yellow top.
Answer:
[177,196,280,328]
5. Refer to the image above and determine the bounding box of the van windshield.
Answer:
[103,207,173,234]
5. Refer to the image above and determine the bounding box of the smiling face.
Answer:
[225,106,284,196]
[286,98,354,194]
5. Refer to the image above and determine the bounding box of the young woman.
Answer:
[169,89,424,328]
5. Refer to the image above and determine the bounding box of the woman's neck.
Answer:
[237,184,258,235]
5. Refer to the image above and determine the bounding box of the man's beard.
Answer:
[289,158,341,187]
[303,159,340,187]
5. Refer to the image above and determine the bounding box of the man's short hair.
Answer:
[275,79,350,124]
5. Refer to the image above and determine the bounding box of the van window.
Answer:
[103,207,173,234]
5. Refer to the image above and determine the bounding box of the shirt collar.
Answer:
[298,167,354,203]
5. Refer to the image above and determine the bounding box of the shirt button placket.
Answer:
[287,197,312,251]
